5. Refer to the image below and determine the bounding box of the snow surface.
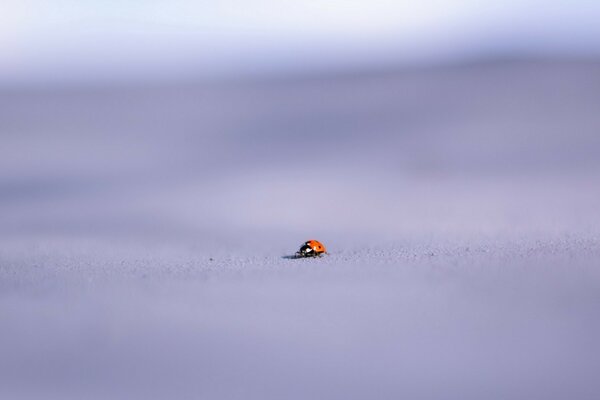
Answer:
[1,60,600,399]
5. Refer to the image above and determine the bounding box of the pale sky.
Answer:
[1,0,599,83]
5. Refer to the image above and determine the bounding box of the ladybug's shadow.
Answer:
[281,254,326,260]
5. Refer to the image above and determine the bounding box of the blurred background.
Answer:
[1,0,600,242]
[2,2,600,400]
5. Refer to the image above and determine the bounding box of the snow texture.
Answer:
[1,59,600,399]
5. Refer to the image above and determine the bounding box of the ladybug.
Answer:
[295,240,327,258]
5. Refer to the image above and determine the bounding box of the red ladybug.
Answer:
[296,240,327,258]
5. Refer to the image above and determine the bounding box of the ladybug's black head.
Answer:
[296,244,317,257]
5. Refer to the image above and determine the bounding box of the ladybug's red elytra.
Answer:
[296,240,327,258]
